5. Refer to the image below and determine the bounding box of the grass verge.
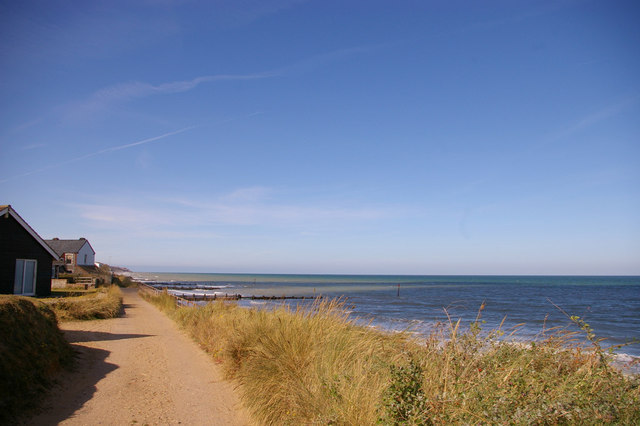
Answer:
[141,290,640,424]
[44,285,123,321]
[0,296,74,424]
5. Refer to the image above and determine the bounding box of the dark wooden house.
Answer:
[0,205,59,297]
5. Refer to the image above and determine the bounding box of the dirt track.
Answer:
[28,288,250,425]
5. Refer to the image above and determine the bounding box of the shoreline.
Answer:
[142,282,640,376]
[135,273,640,361]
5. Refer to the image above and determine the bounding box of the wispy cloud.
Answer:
[436,2,567,40]
[11,118,44,133]
[219,186,274,203]
[202,0,310,29]
[0,126,194,184]
[548,95,639,142]
[164,196,388,227]
[21,143,47,151]
[509,94,640,162]
[68,72,277,118]
[74,188,393,236]
[108,73,275,98]
[64,44,382,121]
[274,44,390,75]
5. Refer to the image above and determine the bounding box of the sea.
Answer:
[133,273,640,365]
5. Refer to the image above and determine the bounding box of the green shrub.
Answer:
[383,359,428,424]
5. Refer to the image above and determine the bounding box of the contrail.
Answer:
[82,126,197,157]
[0,126,196,184]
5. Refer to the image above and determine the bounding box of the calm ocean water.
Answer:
[134,273,640,359]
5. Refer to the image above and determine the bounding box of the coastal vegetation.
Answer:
[0,286,123,422]
[0,296,73,424]
[141,289,640,424]
[44,285,123,321]
[112,274,137,288]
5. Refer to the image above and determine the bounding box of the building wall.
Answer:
[0,214,53,296]
[77,242,95,266]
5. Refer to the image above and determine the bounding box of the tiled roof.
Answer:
[45,238,91,257]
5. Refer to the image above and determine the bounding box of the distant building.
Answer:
[45,238,96,275]
[0,205,59,297]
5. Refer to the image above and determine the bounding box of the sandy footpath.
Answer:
[28,288,250,425]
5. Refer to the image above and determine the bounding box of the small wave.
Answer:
[152,283,233,291]
[168,289,236,297]
[611,352,640,374]
[614,353,637,363]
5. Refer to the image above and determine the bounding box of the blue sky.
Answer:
[1,0,639,274]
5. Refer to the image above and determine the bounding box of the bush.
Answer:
[382,358,428,424]
[0,296,73,423]
[112,275,136,288]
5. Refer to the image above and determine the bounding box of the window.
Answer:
[14,259,37,295]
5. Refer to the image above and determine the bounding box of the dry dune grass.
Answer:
[44,285,123,321]
[142,290,640,424]
[0,296,73,423]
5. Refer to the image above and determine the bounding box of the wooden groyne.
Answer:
[139,283,320,306]
[171,293,320,302]
[152,285,224,291]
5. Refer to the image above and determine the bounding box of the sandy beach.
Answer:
[27,288,250,426]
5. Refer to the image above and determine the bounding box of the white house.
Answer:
[45,238,96,274]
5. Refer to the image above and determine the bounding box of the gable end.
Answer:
[0,206,58,259]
